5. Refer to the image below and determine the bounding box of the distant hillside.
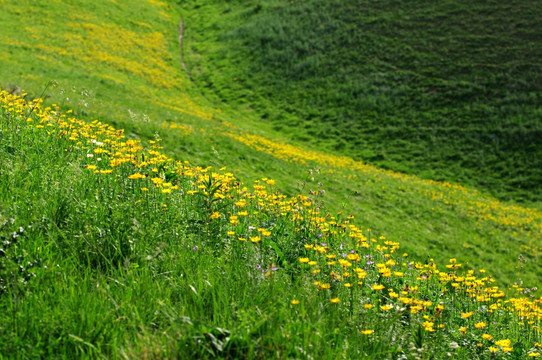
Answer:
[183,0,542,204]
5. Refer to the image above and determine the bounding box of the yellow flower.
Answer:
[528,353,540,357]
[461,312,473,319]
[346,253,360,262]
[495,339,511,348]
[87,165,97,170]
[380,305,392,311]
[250,236,261,243]
[372,284,385,291]
[291,299,300,305]
[422,321,434,329]
[482,334,493,340]
[319,283,331,290]
[299,257,310,263]
[210,212,221,220]
[364,304,374,309]
[385,260,396,266]
[338,259,352,267]
[128,172,145,179]
[475,322,486,329]
[361,330,374,335]
[330,298,340,304]
[489,346,499,353]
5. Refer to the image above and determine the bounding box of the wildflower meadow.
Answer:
[1,90,541,358]
[1,0,541,358]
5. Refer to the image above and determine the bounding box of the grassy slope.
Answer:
[2,92,540,359]
[0,0,540,292]
[1,1,542,358]
[181,0,542,204]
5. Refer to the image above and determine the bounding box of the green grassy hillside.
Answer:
[2,90,542,359]
[1,0,540,294]
[1,0,542,357]
[182,0,542,204]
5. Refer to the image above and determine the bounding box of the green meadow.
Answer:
[1,0,541,358]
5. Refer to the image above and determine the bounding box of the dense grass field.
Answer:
[182,0,542,204]
[2,90,542,358]
[1,0,541,358]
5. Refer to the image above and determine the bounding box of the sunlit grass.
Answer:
[1,0,540,296]
[1,90,541,358]
[1,1,542,358]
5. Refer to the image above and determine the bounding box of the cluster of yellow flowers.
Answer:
[161,121,193,135]
[223,129,542,242]
[2,89,541,355]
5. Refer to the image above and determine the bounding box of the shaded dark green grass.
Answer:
[183,0,542,204]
